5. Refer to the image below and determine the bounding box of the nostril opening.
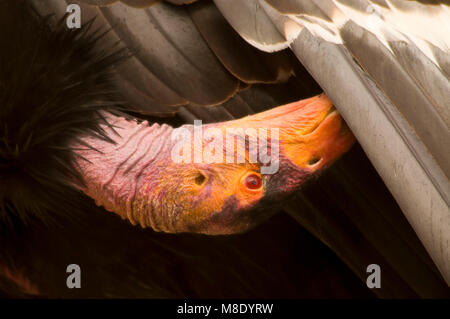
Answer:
[195,174,206,186]
[308,157,321,166]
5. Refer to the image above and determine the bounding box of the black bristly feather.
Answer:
[0,0,128,229]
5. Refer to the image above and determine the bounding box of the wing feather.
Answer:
[100,2,239,106]
[188,1,295,84]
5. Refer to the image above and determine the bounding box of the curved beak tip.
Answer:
[262,93,355,171]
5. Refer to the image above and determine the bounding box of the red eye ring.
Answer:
[244,173,263,190]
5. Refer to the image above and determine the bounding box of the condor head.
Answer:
[74,94,354,234]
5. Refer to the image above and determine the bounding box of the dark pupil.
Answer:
[246,174,261,189]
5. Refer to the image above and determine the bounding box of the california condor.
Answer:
[0,0,449,298]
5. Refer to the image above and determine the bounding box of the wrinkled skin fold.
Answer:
[74,94,355,234]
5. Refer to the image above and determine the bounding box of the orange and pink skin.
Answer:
[73,94,355,235]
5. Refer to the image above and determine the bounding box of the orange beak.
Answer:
[224,93,355,173]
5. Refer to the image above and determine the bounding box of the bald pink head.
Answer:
[73,94,355,234]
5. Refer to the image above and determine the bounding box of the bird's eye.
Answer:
[243,173,263,190]
[194,173,206,186]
